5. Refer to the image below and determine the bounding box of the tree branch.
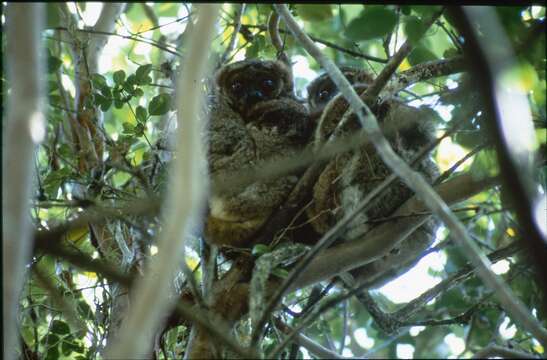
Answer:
[364,8,444,99]
[385,56,466,95]
[472,344,540,359]
[86,3,126,74]
[220,4,246,64]
[3,4,45,360]
[274,318,344,359]
[291,173,499,290]
[105,5,220,358]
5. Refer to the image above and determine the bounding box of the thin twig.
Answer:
[53,26,182,57]
[220,4,246,64]
[268,11,290,65]
[274,318,344,359]
[472,344,540,359]
[364,8,444,99]
[236,23,388,63]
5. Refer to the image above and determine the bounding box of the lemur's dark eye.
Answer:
[260,78,275,94]
[231,81,243,94]
[318,89,332,102]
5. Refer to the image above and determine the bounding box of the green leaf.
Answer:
[470,149,499,178]
[114,98,124,109]
[136,105,147,123]
[133,88,144,98]
[295,5,332,21]
[404,16,427,44]
[245,34,266,59]
[45,345,60,360]
[113,70,126,85]
[61,338,84,356]
[100,85,112,98]
[57,144,72,159]
[112,88,121,100]
[272,268,289,279]
[124,75,137,92]
[91,74,109,92]
[93,93,107,106]
[47,56,63,74]
[252,244,270,257]
[400,6,412,16]
[40,333,60,345]
[99,98,112,112]
[407,44,437,65]
[134,123,145,137]
[345,8,397,41]
[136,64,153,85]
[122,122,135,134]
[51,320,70,335]
[148,93,171,116]
[77,301,93,320]
[49,95,63,106]
[61,340,74,356]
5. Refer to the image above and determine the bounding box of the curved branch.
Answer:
[3,4,45,360]
[105,5,220,358]
[86,3,126,74]
[268,11,290,65]
[220,4,246,64]
[291,173,499,289]
[386,56,466,95]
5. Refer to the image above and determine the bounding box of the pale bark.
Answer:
[86,3,126,75]
[3,4,45,360]
[105,4,219,358]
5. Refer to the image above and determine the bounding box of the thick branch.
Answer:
[86,3,126,74]
[105,5,219,358]
[291,173,499,290]
[3,4,45,360]
[385,56,466,95]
